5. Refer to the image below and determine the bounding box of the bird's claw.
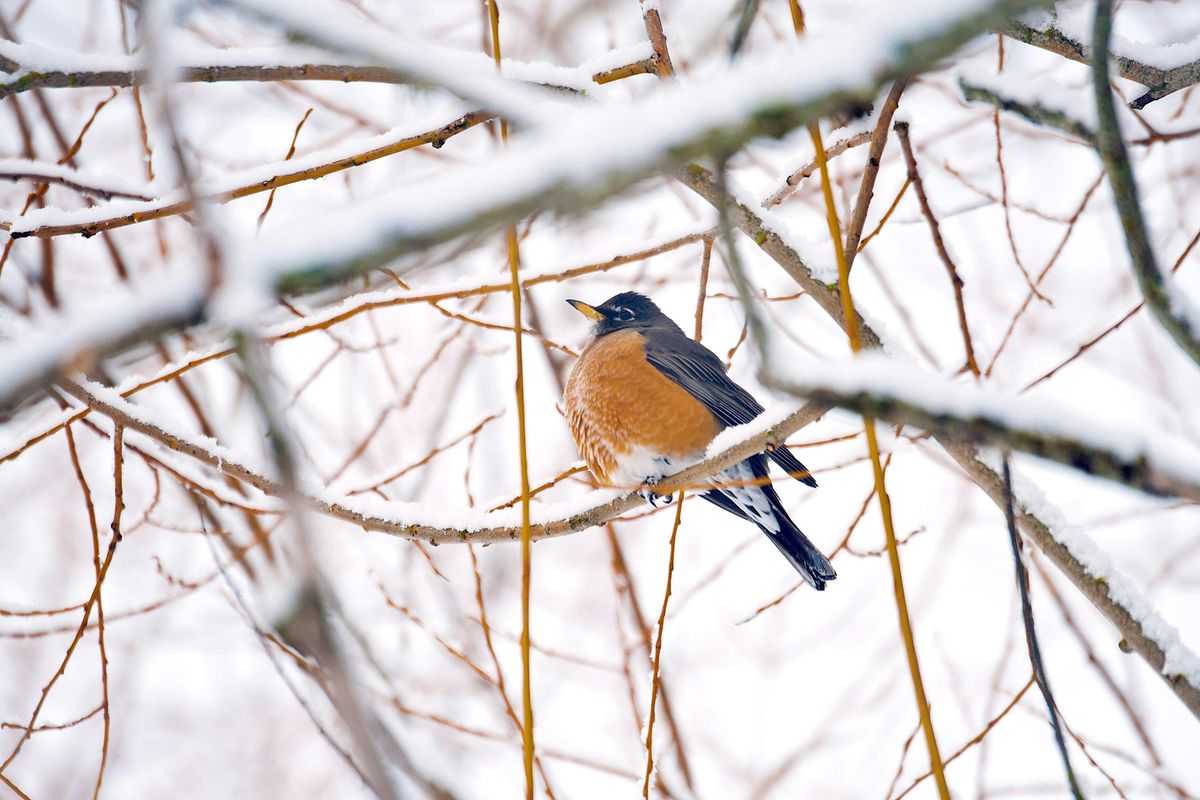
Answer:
[638,478,674,508]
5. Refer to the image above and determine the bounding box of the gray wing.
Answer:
[642,328,817,487]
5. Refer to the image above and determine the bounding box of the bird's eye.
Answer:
[615,307,635,321]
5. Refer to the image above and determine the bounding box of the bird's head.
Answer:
[566,292,676,338]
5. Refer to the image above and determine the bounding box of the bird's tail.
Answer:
[762,502,837,591]
[701,457,837,591]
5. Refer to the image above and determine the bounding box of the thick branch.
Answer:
[1006,20,1200,109]
[0,61,416,99]
[767,363,1200,504]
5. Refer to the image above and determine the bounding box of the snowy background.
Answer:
[1,0,1199,798]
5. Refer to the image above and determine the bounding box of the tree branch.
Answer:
[1091,0,1200,369]
[1006,19,1200,109]
[0,48,643,101]
[959,79,1096,144]
[58,378,830,545]
[767,360,1200,505]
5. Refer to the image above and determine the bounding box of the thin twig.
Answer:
[485,5,537,794]
[642,493,684,799]
[763,130,872,208]
[9,111,492,239]
[894,120,980,376]
[1002,455,1084,799]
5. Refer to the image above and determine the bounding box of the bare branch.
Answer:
[6,111,492,239]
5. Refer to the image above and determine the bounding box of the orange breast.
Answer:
[564,329,722,485]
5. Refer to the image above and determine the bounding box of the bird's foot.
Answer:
[638,477,674,508]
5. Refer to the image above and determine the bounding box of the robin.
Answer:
[564,292,837,590]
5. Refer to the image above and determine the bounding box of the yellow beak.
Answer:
[566,299,605,322]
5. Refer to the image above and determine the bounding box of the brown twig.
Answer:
[257,107,314,231]
[0,425,124,773]
[842,78,909,265]
[893,676,1036,799]
[893,121,981,376]
[694,235,713,340]
[8,110,493,239]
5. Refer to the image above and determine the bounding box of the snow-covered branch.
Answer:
[766,355,1200,504]
[0,0,1052,415]
[59,379,830,545]
[1006,18,1200,109]
[0,38,644,101]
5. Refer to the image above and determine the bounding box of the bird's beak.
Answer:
[566,299,605,322]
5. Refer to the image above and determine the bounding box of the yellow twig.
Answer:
[790,1,950,796]
[486,2,536,796]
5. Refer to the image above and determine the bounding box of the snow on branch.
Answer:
[0,158,153,201]
[765,354,1200,504]
[59,379,829,544]
[1006,18,1200,109]
[958,77,1097,144]
[0,274,206,417]
[0,0,1051,415]
[221,0,575,127]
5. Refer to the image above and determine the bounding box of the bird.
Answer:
[563,291,836,590]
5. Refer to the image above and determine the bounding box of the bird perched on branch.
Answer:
[564,292,836,590]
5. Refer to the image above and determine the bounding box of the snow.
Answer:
[579,42,656,77]
[6,105,478,234]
